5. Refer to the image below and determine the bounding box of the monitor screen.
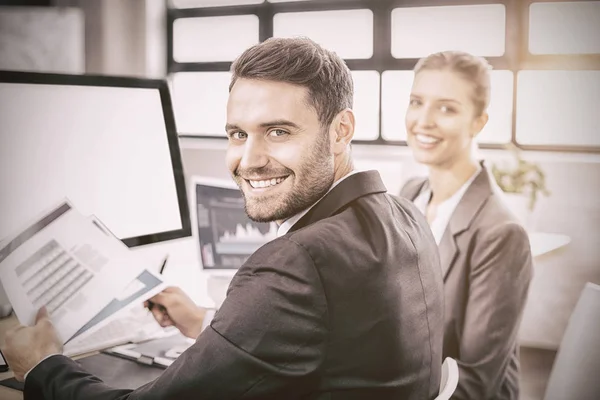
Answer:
[0,71,190,247]
[190,177,277,270]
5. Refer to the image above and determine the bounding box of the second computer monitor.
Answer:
[190,177,277,270]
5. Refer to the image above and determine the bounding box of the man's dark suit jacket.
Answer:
[25,170,444,400]
[400,164,533,400]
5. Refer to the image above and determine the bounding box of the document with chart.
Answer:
[0,201,149,343]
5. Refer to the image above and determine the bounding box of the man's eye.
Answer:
[268,129,288,137]
[229,131,247,140]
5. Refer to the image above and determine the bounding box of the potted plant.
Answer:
[491,144,550,227]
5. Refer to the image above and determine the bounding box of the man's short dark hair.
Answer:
[230,37,353,128]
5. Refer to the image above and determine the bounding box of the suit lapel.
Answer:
[438,229,458,278]
[399,177,428,201]
[289,170,387,233]
[438,162,495,280]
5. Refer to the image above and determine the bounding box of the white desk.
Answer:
[529,232,571,258]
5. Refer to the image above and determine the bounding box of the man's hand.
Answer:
[145,286,206,339]
[1,307,63,382]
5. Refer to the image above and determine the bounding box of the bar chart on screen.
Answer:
[191,177,278,270]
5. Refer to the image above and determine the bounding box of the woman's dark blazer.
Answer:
[400,164,533,400]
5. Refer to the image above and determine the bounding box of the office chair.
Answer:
[436,357,459,400]
[543,282,600,400]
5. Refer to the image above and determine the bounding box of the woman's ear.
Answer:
[471,112,489,138]
[331,109,355,155]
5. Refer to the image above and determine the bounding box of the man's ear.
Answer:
[330,109,355,155]
[471,112,489,138]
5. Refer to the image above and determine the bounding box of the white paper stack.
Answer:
[0,200,167,348]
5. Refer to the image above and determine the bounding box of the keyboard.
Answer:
[64,307,176,357]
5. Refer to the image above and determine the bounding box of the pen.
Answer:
[147,256,169,314]
[159,255,168,275]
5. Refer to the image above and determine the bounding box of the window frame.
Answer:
[166,0,600,153]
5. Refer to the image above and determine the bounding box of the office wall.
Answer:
[178,139,600,349]
[0,6,84,73]
[75,0,165,78]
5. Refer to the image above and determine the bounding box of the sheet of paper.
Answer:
[58,215,168,351]
[67,268,166,344]
[0,201,145,343]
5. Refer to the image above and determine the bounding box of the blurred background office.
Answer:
[0,0,598,399]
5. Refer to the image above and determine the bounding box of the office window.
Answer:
[172,71,379,139]
[529,1,600,55]
[516,71,600,146]
[391,5,506,58]
[171,0,263,8]
[273,10,373,59]
[173,16,259,62]
[476,71,513,144]
[381,70,513,144]
[167,0,600,152]
[171,72,232,136]
[381,71,412,141]
[352,71,379,141]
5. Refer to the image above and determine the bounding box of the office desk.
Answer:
[0,314,22,400]
[0,314,166,399]
[529,232,571,258]
[0,315,106,399]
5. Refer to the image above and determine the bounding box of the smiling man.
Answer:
[3,38,444,400]
[225,77,339,225]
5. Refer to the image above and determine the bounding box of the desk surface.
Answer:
[0,315,106,399]
[0,315,165,399]
[529,232,571,258]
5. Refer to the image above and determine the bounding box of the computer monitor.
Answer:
[0,70,190,247]
[189,177,277,270]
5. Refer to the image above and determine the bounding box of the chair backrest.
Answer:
[544,282,600,400]
[435,357,459,400]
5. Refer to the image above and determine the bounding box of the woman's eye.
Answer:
[409,99,421,107]
[440,105,456,114]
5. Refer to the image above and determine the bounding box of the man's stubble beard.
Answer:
[239,131,335,223]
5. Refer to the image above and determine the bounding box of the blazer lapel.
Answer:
[399,177,428,201]
[289,170,388,233]
[438,229,458,278]
[439,162,494,280]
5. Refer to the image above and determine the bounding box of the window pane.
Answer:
[516,71,600,146]
[171,0,263,8]
[351,71,379,141]
[174,16,259,62]
[171,72,231,136]
[391,5,506,58]
[381,71,412,141]
[529,1,600,55]
[381,70,513,144]
[273,10,373,59]
[478,71,513,144]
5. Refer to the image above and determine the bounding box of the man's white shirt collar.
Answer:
[277,170,363,237]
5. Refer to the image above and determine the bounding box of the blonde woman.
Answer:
[400,51,533,400]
